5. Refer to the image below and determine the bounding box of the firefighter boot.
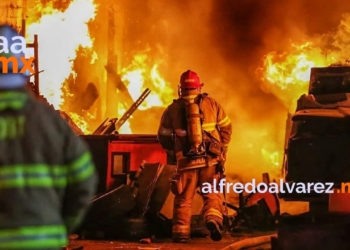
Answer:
[206,217,223,241]
[172,233,190,243]
[172,225,190,243]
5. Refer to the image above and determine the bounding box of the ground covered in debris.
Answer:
[67,231,275,250]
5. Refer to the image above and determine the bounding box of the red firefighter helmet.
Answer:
[179,70,203,89]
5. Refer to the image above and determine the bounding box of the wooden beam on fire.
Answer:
[23,18,40,97]
[105,4,119,118]
[105,4,135,116]
[104,63,134,107]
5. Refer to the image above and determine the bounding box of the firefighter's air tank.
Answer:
[185,102,203,154]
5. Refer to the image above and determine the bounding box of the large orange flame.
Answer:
[257,13,350,112]
[24,1,175,134]
[254,13,350,181]
[24,0,97,134]
[120,54,174,109]
[257,42,338,112]
[117,53,174,133]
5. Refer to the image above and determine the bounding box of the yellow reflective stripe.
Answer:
[158,126,173,136]
[67,152,95,184]
[181,95,198,100]
[202,122,216,131]
[217,116,231,127]
[0,92,28,111]
[172,225,190,233]
[0,92,28,102]
[0,224,67,248]
[0,101,26,110]
[0,164,67,188]
[175,129,187,137]
[204,208,223,220]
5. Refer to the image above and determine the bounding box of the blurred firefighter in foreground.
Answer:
[158,70,232,243]
[0,24,97,250]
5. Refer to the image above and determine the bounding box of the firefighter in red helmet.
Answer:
[157,70,232,243]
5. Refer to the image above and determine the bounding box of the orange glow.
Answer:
[255,14,350,178]
[26,0,97,109]
[117,53,174,133]
[67,112,91,134]
[120,54,174,110]
[24,0,174,134]
[256,42,339,111]
[257,13,350,112]
[24,0,97,134]
[21,2,350,193]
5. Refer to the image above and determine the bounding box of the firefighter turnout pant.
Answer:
[171,165,223,240]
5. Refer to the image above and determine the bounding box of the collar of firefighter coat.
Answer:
[180,89,201,102]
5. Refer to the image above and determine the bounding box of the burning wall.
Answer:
[17,0,350,192]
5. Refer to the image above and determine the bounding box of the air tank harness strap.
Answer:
[198,93,208,124]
